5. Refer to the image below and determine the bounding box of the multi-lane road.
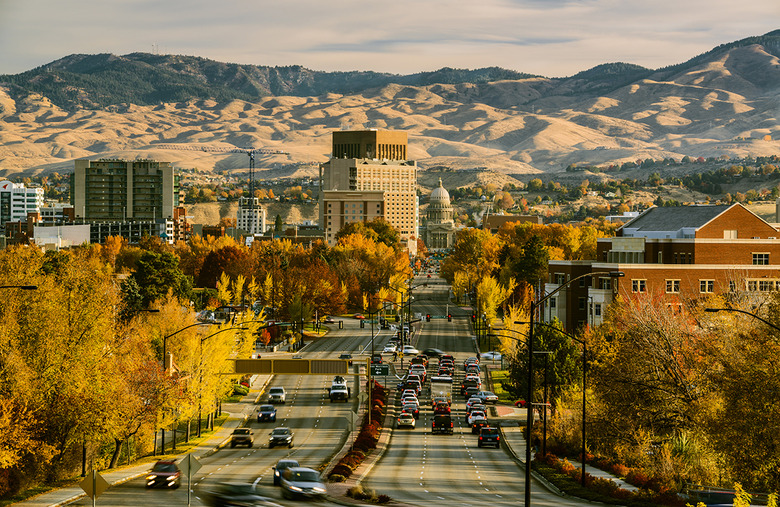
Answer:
[67,273,592,506]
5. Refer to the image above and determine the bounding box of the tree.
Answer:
[274,214,283,232]
[133,251,192,305]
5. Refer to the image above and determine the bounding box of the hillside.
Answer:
[0,30,779,183]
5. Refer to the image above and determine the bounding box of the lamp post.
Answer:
[0,285,37,290]
[162,320,213,370]
[197,326,248,437]
[516,270,623,506]
[705,307,780,333]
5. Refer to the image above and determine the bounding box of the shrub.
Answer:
[328,464,352,479]
[232,384,249,395]
[377,494,392,503]
[329,474,346,483]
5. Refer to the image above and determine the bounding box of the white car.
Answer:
[481,351,502,361]
[402,345,420,355]
[383,344,397,353]
[467,410,487,425]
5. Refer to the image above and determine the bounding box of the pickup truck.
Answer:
[327,376,351,402]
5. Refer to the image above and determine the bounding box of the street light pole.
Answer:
[705,307,780,333]
[516,270,623,506]
[162,321,213,370]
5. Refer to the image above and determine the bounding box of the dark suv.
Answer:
[432,414,453,434]
[478,427,500,448]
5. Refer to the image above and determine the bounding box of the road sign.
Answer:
[358,391,368,404]
[178,453,202,476]
[79,470,109,503]
[179,453,202,507]
[371,364,389,376]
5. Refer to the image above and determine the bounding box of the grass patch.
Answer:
[489,369,515,404]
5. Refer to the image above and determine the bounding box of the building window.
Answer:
[753,253,769,265]
[724,229,737,239]
[632,279,646,293]
[594,304,602,317]
[549,297,556,309]
[700,280,714,293]
[747,280,758,292]
[600,278,611,290]
[666,280,680,293]
[759,280,774,292]
[578,297,586,310]
[555,273,565,284]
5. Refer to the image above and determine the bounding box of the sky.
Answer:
[1,0,778,77]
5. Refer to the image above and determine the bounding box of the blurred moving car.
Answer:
[146,460,181,489]
[230,428,254,448]
[422,348,444,357]
[272,459,300,486]
[280,467,327,500]
[202,482,282,506]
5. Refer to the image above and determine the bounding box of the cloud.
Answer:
[0,0,778,77]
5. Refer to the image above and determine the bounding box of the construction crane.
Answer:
[156,143,288,235]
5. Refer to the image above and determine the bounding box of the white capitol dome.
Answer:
[429,178,451,206]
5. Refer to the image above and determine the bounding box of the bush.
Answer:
[329,464,352,479]
[329,474,347,483]
[232,384,249,396]
[377,494,392,504]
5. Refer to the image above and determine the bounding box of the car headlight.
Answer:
[147,474,157,480]
[289,485,303,492]
[313,487,326,493]
[167,476,177,482]
[274,470,280,477]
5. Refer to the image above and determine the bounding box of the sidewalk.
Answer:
[14,374,273,507]
[492,403,638,493]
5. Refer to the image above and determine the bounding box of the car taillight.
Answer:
[479,436,483,441]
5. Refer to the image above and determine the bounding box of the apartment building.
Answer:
[319,130,418,254]
[0,180,44,226]
[544,203,780,330]
[236,196,266,235]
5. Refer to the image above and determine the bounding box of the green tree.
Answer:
[274,214,283,232]
[133,251,192,305]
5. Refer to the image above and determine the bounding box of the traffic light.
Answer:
[426,314,431,322]
[447,314,452,322]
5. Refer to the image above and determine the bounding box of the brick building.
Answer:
[545,204,780,330]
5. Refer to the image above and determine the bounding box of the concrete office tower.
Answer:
[72,159,179,220]
[0,180,44,226]
[237,196,266,235]
[319,130,418,255]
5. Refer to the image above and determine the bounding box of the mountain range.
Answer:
[1,30,779,182]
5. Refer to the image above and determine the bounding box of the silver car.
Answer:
[268,387,286,404]
[280,467,327,500]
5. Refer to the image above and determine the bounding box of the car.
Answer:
[475,391,499,404]
[432,414,453,434]
[268,427,294,448]
[397,413,416,428]
[400,389,417,400]
[427,274,431,278]
[481,351,502,361]
[371,354,383,364]
[405,373,422,384]
[478,427,501,448]
[202,482,282,507]
[338,353,353,366]
[467,403,488,416]
[268,387,286,404]
[465,364,481,375]
[257,405,277,422]
[471,417,489,434]
[353,313,365,319]
[466,397,483,409]
[279,467,327,500]
[323,316,335,324]
[383,344,397,353]
[422,348,444,357]
[402,345,420,355]
[434,402,451,414]
[272,459,300,486]
[402,403,420,419]
[467,410,487,425]
[440,354,455,362]
[146,460,181,489]
[403,379,422,394]
[432,396,450,407]
[514,399,528,408]
[402,397,420,409]
[464,357,480,368]
[230,428,254,448]
[410,355,427,367]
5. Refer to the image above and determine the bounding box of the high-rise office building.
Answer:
[71,159,180,220]
[237,196,266,235]
[319,130,418,255]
